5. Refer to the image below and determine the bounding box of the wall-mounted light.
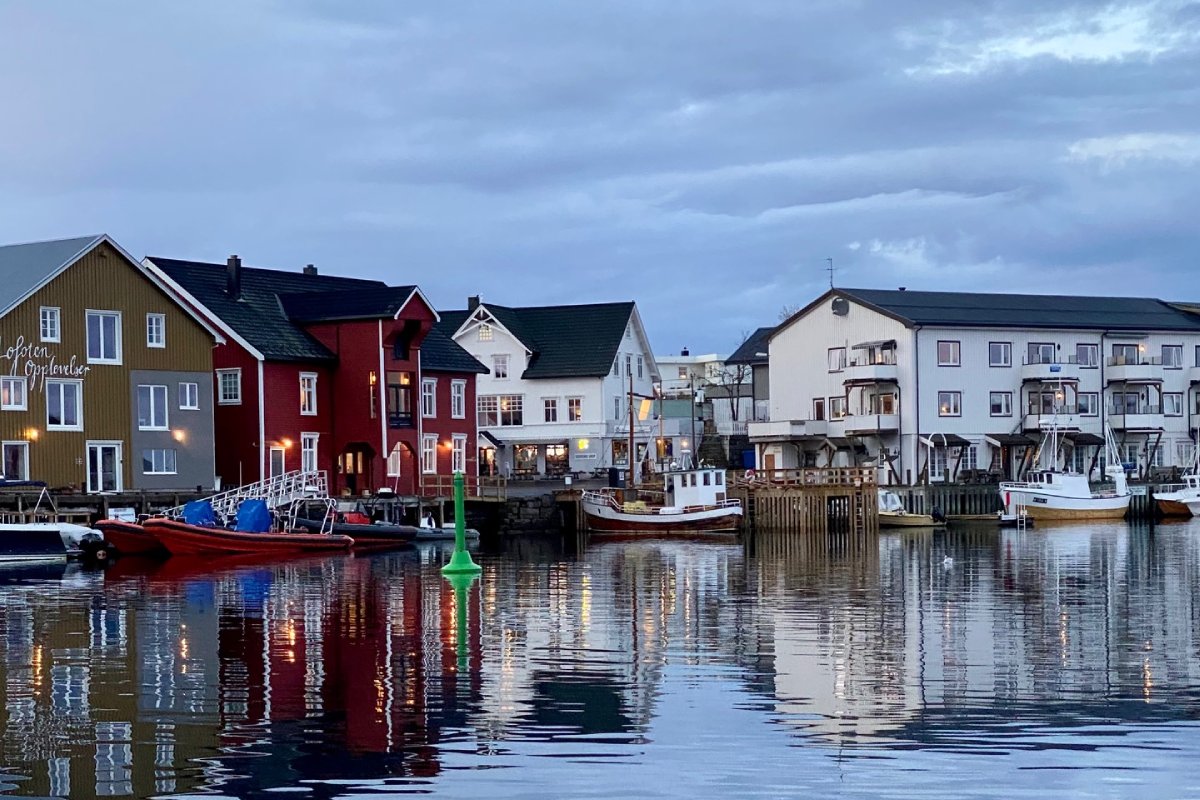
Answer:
[281,437,293,449]
[25,428,38,442]
[172,429,186,443]
[577,438,590,450]
[369,371,377,386]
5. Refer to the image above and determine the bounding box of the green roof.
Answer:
[438,301,637,379]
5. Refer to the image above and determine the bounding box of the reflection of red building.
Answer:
[147,257,485,494]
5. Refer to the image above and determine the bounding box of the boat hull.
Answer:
[1018,496,1130,520]
[0,523,76,562]
[583,500,742,534]
[293,518,417,547]
[878,512,945,528]
[1156,498,1193,517]
[144,518,354,556]
[96,520,167,556]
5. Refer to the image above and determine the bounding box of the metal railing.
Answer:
[730,467,877,487]
[163,470,328,520]
[1026,403,1079,415]
[581,489,741,513]
[847,354,897,367]
[1107,404,1163,415]
[1107,355,1164,367]
[419,474,508,500]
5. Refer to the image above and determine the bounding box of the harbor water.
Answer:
[1,522,1200,798]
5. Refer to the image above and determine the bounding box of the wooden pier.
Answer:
[728,468,879,534]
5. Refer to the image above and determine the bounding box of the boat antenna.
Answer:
[627,369,636,493]
[826,257,835,288]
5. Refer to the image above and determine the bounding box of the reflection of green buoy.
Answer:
[446,570,475,669]
[442,471,482,575]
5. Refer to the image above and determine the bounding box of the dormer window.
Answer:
[478,323,493,342]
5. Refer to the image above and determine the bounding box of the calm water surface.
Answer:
[1,523,1200,798]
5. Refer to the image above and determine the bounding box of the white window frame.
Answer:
[568,396,583,421]
[46,379,83,431]
[300,372,318,416]
[1076,343,1099,367]
[216,369,242,405]
[85,440,122,493]
[1165,392,1184,417]
[1079,392,1099,416]
[544,397,558,423]
[0,376,27,411]
[937,391,962,417]
[142,448,177,475]
[936,341,960,367]
[636,355,644,378]
[269,446,286,478]
[145,313,166,349]
[493,354,510,379]
[422,434,438,475]
[614,396,622,420]
[387,443,404,477]
[827,347,846,373]
[39,307,60,343]
[477,323,493,342]
[137,384,169,431]
[179,382,199,410]
[451,433,467,474]
[421,378,437,419]
[301,432,319,473]
[1,441,29,481]
[450,380,466,419]
[85,310,122,365]
[988,342,1011,368]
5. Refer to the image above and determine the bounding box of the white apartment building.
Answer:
[655,349,726,397]
[749,288,1200,485]
[440,297,680,477]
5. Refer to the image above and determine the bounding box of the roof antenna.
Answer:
[826,257,835,288]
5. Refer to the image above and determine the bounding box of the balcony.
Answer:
[748,419,828,441]
[388,411,414,429]
[1106,355,1164,383]
[843,413,899,434]
[1020,355,1083,383]
[843,356,898,385]
[1022,404,1080,432]
[1108,405,1165,431]
[1188,366,1200,385]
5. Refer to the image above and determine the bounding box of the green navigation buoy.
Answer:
[445,570,475,670]
[441,471,482,575]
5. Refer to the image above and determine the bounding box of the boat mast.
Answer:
[627,370,636,491]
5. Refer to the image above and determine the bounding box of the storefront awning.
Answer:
[851,339,896,350]
[985,433,1034,447]
[479,430,504,448]
[920,434,971,448]
[1065,432,1105,446]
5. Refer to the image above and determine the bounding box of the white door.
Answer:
[86,442,122,493]
[270,447,286,478]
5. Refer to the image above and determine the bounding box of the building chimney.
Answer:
[680,346,690,356]
[468,295,481,311]
[303,263,318,276]
[226,255,242,299]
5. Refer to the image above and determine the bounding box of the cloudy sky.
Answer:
[2,1,1198,354]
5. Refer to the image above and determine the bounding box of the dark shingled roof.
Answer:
[438,301,636,379]
[837,288,1200,332]
[727,326,774,365]
[150,257,386,361]
[279,286,418,323]
[420,326,488,373]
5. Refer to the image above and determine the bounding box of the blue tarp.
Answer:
[181,500,216,527]
[235,499,272,533]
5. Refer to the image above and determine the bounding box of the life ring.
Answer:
[745,469,757,481]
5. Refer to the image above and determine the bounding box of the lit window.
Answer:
[2,441,28,480]
[146,313,166,348]
[478,323,493,341]
[86,310,121,364]
[0,377,27,411]
[937,391,962,416]
[452,434,467,473]
[300,373,318,415]
[568,397,582,421]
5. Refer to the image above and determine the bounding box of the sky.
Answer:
[1,1,1198,356]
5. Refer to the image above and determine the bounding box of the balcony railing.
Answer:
[1026,403,1079,415]
[848,354,897,367]
[1107,355,1163,367]
[1023,354,1086,365]
[1107,404,1162,415]
[388,411,415,429]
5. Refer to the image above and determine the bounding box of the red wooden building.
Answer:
[145,256,485,495]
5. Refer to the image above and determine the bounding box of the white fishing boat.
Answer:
[1154,447,1200,517]
[998,423,1130,521]
[582,468,743,534]
[877,490,945,528]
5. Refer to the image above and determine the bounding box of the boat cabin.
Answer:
[665,468,727,508]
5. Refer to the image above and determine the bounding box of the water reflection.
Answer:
[0,525,1197,798]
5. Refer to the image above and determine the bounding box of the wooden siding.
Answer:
[0,241,213,489]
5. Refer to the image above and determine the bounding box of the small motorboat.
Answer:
[95,519,167,557]
[144,517,354,556]
[415,514,481,542]
[878,490,946,528]
[0,521,103,562]
[292,514,419,547]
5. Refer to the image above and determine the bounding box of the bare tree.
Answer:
[713,330,753,422]
[778,303,800,322]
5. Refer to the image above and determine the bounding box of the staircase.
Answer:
[164,470,328,520]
